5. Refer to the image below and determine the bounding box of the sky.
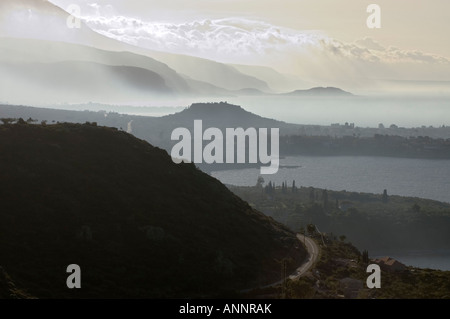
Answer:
[22,0,450,91]
[49,0,450,55]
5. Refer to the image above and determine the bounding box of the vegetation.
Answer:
[0,121,306,298]
[229,183,450,251]
[280,134,450,159]
[282,236,450,299]
[0,267,35,299]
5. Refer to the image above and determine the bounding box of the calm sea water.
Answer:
[211,156,450,203]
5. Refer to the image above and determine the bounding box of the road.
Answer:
[241,234,320,293]
[242,234,320,292]
[288,234,320,280]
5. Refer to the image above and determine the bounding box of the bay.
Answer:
[211,155,450,203]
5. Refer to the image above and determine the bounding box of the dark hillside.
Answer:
[0,122,305,298]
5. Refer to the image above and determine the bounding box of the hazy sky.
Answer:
[36,1,450,89]
[50,0,450,56]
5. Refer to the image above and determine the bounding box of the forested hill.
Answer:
[0,121,305,298]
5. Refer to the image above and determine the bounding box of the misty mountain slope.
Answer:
[0,36,273,100]
[231,64,314,93]
[0,60,173,104]
[179,74,234,96]
[0,38,194,94]
[0,0,197,96]
[0,122,305,298]
[0,0,125,51]
[145,50,272,92]
[0,0,278,98]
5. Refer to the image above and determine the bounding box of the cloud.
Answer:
[77,14,450,85]
[355,38,384,51]
[82,15,449,65]
[83,17,319,59]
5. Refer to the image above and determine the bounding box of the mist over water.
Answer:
[226,96,450,128]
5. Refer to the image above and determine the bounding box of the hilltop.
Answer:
[0,121,306,298]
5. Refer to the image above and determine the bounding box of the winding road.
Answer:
[289,234,320,280]
[241,234,320,292]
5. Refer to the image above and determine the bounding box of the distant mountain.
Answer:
[0,0,122,50]
[0,37,277,103]
[233,88,266,96]
[1,0,355,103]
[0,0,278,103]
[147,51,272,92]
[284,87,353,96]
[0,36,180,104]
[0,122,305,298]
[179,74,232,97]
[160,102,288,128]
[136,102,301,150]
[0,60,174,104]
[0,37,192,93]
[231,64,314,93]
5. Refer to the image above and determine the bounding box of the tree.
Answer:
[277,257,293,298]
[382,189,388,203]
[307,224,316,236]
[339,235,346,242]
[287,278,315,299]
[361,249,369,264]
[0,118,16,125]
[298,226,305,235]
[281,181,288,194]
[309,187,315,202]
[292,180,297,193]
[265,181,274,194]
[256,176,265,188]
[322,190,329,209]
